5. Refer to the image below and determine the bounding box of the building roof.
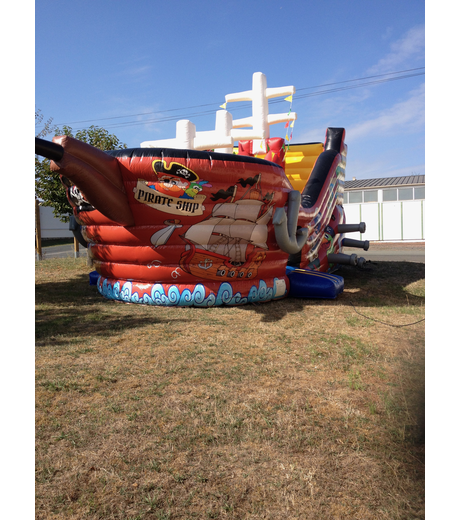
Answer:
[345,175,425,190]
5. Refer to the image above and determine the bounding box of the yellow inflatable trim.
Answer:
[232,142,324,192]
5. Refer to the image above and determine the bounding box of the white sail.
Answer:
[183,212,269,262]
[213,200,264,221]
[227,221,268,248]
[183,217,223,247]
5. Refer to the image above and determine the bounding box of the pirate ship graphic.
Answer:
[179,174,275,280]
[35,72,370,307]
[133,160,209,217]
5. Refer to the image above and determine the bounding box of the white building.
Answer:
[343,175,425,242]
[37,205,73,239]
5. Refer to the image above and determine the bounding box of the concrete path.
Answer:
[343,242,425,263]
[37,243,87,260]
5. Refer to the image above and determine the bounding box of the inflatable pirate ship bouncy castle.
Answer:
[35,72,369,307]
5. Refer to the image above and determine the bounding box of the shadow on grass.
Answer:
[35,273,183,347]
[35,273,103,307]
[242,260,425,323]
[35,261,425,331]
[339,260,425,291]
[339,260,425,305]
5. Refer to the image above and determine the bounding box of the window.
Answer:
[345,184,425,204]
[398,187,413,200]
[414,186,425,200]
[383,189,397,201]
[363,190,378,202]
[348,191,362,203]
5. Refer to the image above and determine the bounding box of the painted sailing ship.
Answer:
[179,175,276,281]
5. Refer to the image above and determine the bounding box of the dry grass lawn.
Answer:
[35,258,425,519]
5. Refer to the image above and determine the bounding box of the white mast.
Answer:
[140,72,296,152]
[225,72,296,141]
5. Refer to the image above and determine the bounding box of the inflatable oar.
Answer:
[35,136,135,227]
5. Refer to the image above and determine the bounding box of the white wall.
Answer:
[402,201,424,240]
[343,200,425,241]
[38,206,73,239]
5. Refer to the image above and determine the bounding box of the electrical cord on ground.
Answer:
[349,300,425,328]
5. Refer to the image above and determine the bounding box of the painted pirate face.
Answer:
[157,175,190,194]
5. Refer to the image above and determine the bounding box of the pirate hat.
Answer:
[152,160,199,182]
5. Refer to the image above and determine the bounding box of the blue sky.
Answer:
[35,0,424,180]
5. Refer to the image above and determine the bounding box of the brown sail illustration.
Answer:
[179,181,274,281]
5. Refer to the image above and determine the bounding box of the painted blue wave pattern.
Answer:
[97,277,286,307]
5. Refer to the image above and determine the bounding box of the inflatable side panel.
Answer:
[290,205,345,271]
[300,150,340,209]
[96,275,290,307]
[65,147,296,306]
[286,267,344,299]
[293,129,346,272]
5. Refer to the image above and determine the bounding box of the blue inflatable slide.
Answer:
[286,266,344,299]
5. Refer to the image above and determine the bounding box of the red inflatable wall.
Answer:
[57,143,295,306]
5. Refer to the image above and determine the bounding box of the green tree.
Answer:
[35,108,56,138]
[35,121,127,222]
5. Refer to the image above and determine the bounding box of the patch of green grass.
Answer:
[348,370,365,390]
[39,379,85,393]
